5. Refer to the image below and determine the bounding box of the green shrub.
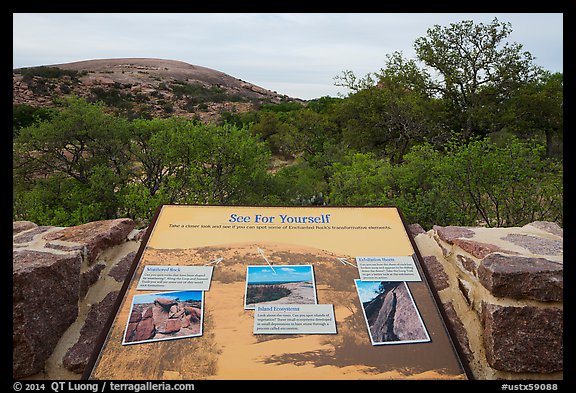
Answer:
[439,137,563,227]
[327,138,562,228]
[89,87,134,109]
[246,285,291,304]
[328,152,393,206]
[19,66,87,83]
[268,163,328,205]
[13,104,54,137]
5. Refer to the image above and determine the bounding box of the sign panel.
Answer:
[85,205,467,380]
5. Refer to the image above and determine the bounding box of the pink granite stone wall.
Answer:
[412,221,563,379]
[12,219,145,379]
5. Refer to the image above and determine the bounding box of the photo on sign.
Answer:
[244,265,317,310]
[354,280,430,345]
[122,290,203,345]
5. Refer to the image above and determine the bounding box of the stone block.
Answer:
[108,251,137,282]
[43,218,135,264]
[443,301,473,369]
[524,221,563,237]
[80,262,106,298]
[456,254,478,276]
[452,238,515,259]
[13,249,82,378]
[478,254,562,302]
[433,225,475,242]
[481,303,562,373]
[63,291,119,374]
[13,225,54,244]
[421,255,450,291]
[408,223,426,236]
[13,221,38,236]
[501,234,563,256]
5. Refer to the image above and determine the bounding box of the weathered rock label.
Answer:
[136,265,213,291]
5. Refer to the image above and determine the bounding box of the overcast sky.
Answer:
[13,13,563,100]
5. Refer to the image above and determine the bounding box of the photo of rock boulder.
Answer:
[123,290,203,345]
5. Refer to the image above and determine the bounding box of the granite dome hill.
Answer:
[13,58,301,122]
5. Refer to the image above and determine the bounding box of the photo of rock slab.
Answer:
[123,290,203,345]
[244,265,317,309]
[355,280,430,345]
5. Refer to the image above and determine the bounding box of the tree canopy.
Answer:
[13,18,562,229]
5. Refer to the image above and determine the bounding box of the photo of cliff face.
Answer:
[355,280,430,345]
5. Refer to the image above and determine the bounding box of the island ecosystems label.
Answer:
[254,304,337,334]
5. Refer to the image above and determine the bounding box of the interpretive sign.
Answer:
[84,205,468,380]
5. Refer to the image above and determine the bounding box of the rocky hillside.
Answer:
[13,58,302,122]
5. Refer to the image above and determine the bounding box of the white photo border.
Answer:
[122,289,204,345]
[354,280,430,346]
[244,264,318,310]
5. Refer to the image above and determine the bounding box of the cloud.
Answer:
[355,281,381,303]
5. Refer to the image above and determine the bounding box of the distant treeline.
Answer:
[13,18,562,229]
[15,65,88,83]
